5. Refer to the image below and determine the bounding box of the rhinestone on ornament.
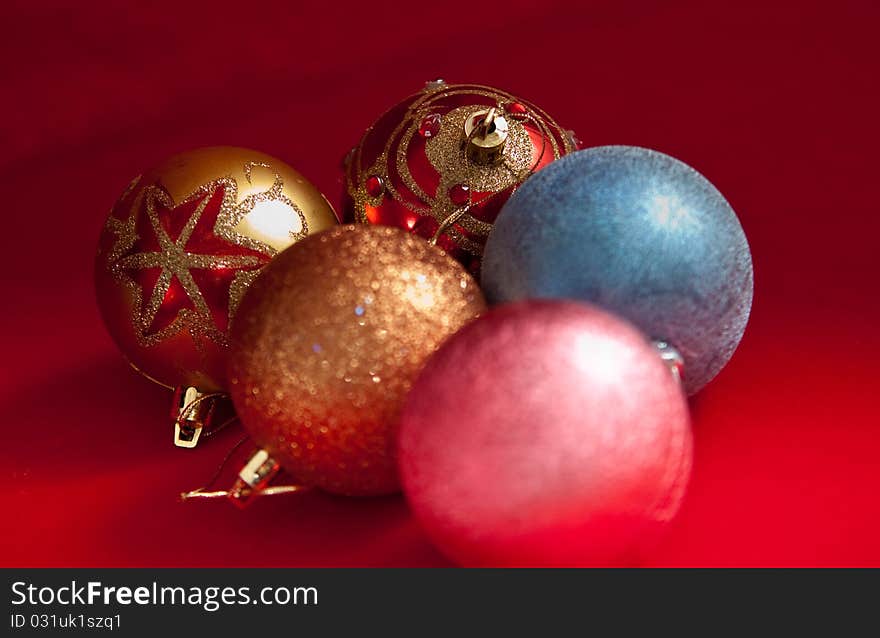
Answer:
[449,184,471,207]
[365,175,384,198]
[419,114,442,138]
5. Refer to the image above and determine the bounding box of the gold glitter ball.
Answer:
[228,225,487,496]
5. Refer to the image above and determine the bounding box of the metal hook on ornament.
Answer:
[172,387,232,448]
[179,437,308,508]
[651,340,685,385]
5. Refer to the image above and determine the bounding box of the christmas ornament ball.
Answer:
[95,146,338,392]
[482,145,753,394]
[228,225,487,496]
[344,81,576,274]
[398,300,692,567]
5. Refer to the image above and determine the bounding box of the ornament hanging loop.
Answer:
[172,387,228,448]
[476,108,496,137]
[465,107,509,166]
[227,449,282,508]
[180,438,308,504]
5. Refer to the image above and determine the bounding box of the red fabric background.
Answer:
[2,0,878,567]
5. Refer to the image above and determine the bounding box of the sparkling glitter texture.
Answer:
[95,147,338,392]
[228,225,486,496]
[399,300,693,566]
[482,146,754,394]
[343,83,575,274]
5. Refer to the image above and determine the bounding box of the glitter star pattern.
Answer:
[104,176,288,352]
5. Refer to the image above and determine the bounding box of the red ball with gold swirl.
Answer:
[343,81,577,275]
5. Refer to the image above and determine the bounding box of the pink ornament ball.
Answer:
[398,300,693,566]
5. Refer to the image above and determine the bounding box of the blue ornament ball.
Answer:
[482,146,753,394]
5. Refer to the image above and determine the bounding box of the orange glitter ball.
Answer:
[228,225,486,496]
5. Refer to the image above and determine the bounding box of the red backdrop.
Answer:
[2,0,878,566]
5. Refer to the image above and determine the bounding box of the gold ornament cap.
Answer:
[464,107,509,165]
